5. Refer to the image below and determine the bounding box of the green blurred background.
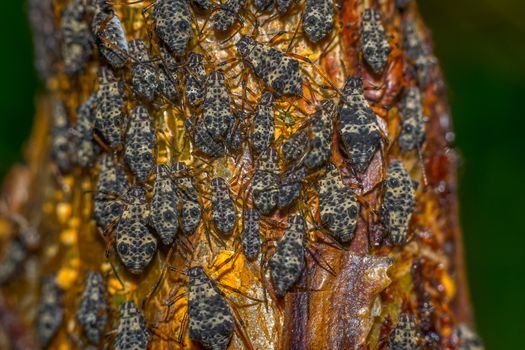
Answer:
[0,0,523,348]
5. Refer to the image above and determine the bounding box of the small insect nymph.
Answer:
[151,164,179,245]
[211,177,237,235]
[77,271,108,345]
[95,66,125,148]
[242,208,262,261]
[250,92,275,154]
[115,301,149,350]
[302,0,334,43]
[172,161,202,234]
[185,52,206,107]
[304,99,335,169]
[389,313,418,350]
[398,86,425,152]
[92,0,129,68]
[252,147,280,215]
[129,39,158,101]
[153,0,193,56]
[212,0,247,32]
[61,0,93,75]
[124,105,155,183]
[361,8,391,73]
[50,100,74,173]
[202,70,235,142]
[37,275,63,347]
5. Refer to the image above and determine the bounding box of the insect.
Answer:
[95,66,125,148]
[282,129,308,164]
[316,163,359,243]
[302,0,334,43]
[92,0,129,68]
[172,161,202,234]
[212,0,247,32]
[277,0,295,13]
[241,208,261,261]
[402,18,435,87]
[278,166,306,209]
[51,100,75,173]
[76,271,108,345]
[360,8,391,74]
[253,0,273,12]
[184,52,206,108]
[151,164,179,245]
[190,0,212,11]
[338,76,382,174]
[388,313,418,350]
[187,266,235,350]
[73,94,99,168]
[186,116,225,158]
[0,236,27,285]
[153,0,193,56]
[157,46,180,103]
[124,105,156,183]
[115,301,149,350]
[398,86,425,152]
[303,99,335,169]
[93,154,127,232]
[454,324,484,350]
[252,147,280,215]
[236,36,303,97]
[61,0,93,75]
[115,186,158,274]
[129,39,158,101]
[37,275,64,347]
[211,177,237,235]
[380,160,416,245]
[250,92,275,154]
[269,214,306,296]
[202,70,235,142]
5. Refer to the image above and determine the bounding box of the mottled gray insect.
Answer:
[73,94,99,168]
[184,52,206,107]
[93,154,127,231]
[61,0,93,75]
[388,313,418,350]
[250,92,275,154]
[203,70,235,141]
[92,0,129,68]
[37,275,63,347]
[254,0,273,12]
[316,164,359,243]
[242,208,261,261]
[0,237,27,285]
[236,36,303,97]
[338,77,382,173]
[277,0,295,13]
[77,271,108,345]
[269,214,306,296]
[186,116,225,158]
[211,177,237,235]
[157,46,180,102]
[398,86,425,152]
[51,100,75,173]
[304,100,335,169]
[302,0,334,43]
[278,166,305,209]
[95,66,124,148]
[402,18,435,87]
[172,162,202,234]
[151,164,179,245]
[381,160,416,245]
[153,0,193,56]
[115,187,158,274]
[187,266,234,350]
[454,324,484,350]
[252,147,280,215]
[115,301,149,350]
[129,39,158,101]
[282,129,308,164]
[124,105,156,183]
[361,9,391,73]
[190,0,212,11]
[212,0,247,32]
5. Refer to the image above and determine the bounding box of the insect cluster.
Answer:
[5,0,479,349]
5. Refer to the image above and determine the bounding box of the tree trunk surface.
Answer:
[0,0,482,349]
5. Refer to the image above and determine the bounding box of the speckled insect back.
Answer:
[213,0,247,32]
[157,46,180,103]
[381,160,416,245]
[454,324,484,350]
[361,8,391,74]
[129,39,158,101]
[388,313,418,350]
[95,66,125,148]
[151,164,179,245]
[190,0,212,11]
[250,91,275,154]
[37,275,63,347]
[115,301,149,350]
[402,18,435,87]
[277,0,295,13]
[188,116,225,158]
[172,161,202,234]
[211,177,237,235]
[398,86,425,152]
[0,237,27,285]
[185,52,207,108]
[338,76,382,173]
[124,105,156,183]
[269,214,306,296]
[304,99,335,169]
[187,266,235,350]
[115,187,158,274]
[242,208,262,261]
[302,0,334,43]
[236,36,303,97]
[316,164,359,243]
[203,70,235,141]
[77,272,108,345]
[252,147,280,215]
[93,154,127,231]
[73,94,99,168]
[153,0,193,56]
[92,0,129,68]
[61,0,93,75]
[50,100,75,173]
[278,167,306,209]
[282,129,308,164]
[254,0,273,12]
